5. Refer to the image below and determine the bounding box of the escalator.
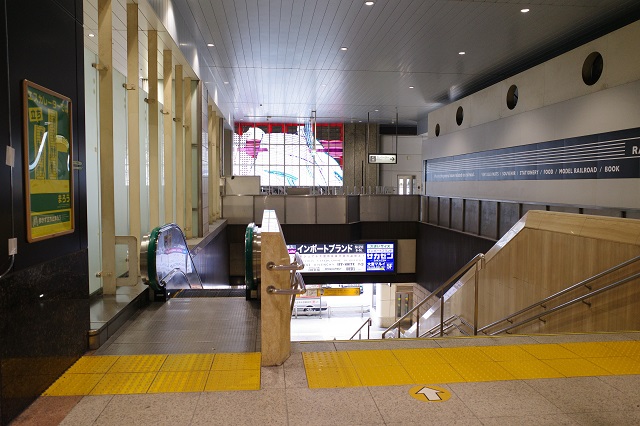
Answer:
[140,223,203,298]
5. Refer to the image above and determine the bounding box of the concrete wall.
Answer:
[424,19,640,209]
[379,135,424,193]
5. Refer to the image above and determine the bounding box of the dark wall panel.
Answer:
[0,1,87,424]
[416,223,495,292]
[192,228,229,287]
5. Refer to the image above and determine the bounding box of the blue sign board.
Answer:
[426,127,640,182]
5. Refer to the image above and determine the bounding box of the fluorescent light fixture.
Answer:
[459,51,466,55]
[409,86,415,89]
[207,43,214,47]
[88,33,95,37]
[365,1,375,5]
[340,47,348,51]
[521,8,530,13]
[374,109,379,112]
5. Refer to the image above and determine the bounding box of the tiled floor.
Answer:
[11,296,640,425]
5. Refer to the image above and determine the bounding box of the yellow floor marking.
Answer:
[409,385,451,402]
[561,342,623,358]
[392,348,448,365]
[43,373,104,396]
[90,372,156,395]
[603,341,640,359]
[587,357,640,375]
[479,345,537,362]
[450,361,516,382]
[109,355,167,373]
[148,371,208,393]
[303,351,353,369]
[347,350,400,366]
[405,363,466,384]
[205,369,260,391]
[65,356,119,374]
[498,359,565,379]
[306,367,362,388]
[435,347,493,363]
[542,358,612,377]
[160,354,215,371]
[354,364,414,386]
[211,353,261,371]
[520,344,581,359]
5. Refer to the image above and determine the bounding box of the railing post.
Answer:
[440,292,445,337]
[473,259,480,335]
[416,305,419,338]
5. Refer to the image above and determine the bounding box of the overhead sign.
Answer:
[369,154,397,164]
[409,385,451,402]
[287,242,395,273]
[321,288,360,296]
[425,127,640,182]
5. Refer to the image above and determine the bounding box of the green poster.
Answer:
[23,80,74,242]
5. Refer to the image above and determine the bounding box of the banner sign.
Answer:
[425,127,640,182]
[23,80,74,242]
[287,242,396,273]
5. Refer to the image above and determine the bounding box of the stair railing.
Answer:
[479,254,640,335]
[382,253,485,338]
[349,318,372,340]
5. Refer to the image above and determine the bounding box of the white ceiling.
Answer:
[85,0,640,126]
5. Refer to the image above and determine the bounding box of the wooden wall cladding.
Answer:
[446,211,640,334]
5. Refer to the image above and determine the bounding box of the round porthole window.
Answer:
[435,123,440,137]
[582,52,603,86]
[506,84,518,110]
[456,106,464,126]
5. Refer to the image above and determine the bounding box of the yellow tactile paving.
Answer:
[43,373,104,396]
[405,363,466,384]
[211,352,261,371]
[109,355,167,373]
[520,343,582,359]
[90,372,156,395]
[560,342,624,358]
[160,354,215,371]
[392,348,448,365]
[498,359,565,380]
[586,357,640,375]
[306,367,362,388]
[542,358,612,377]
[602,341,640,359]
[303,351,353,369]
[450,361,516,382]
[435,346,493,363]
[65,356,119,374]
[205,369,260,391]
[479,345,537,362]
[354,364,414,386]
[347,350,400,366]
[148,371,208,393]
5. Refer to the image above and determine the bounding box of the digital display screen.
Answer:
[287,242,395,273]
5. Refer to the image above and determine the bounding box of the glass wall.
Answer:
[232,122,344,192]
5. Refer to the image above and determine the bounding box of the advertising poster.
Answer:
[22,80,74,242]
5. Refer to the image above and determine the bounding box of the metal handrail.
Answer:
[267,252,305,271]
[479,254,640,334]
[349,318,372,340]
[489,271,640,335]
[382,253,485,338]
[159,268,199,289]
[267,271,306,296]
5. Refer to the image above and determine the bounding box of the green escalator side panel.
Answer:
[245,223,255,292]
[147,225,162,291]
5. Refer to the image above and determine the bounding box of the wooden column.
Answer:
[260,210,292,366]
[175,65,184,230]
[163,49,173,223]
[184,77,193,238]
[207,104,215,224]
[211,113,220,220]
[148,30,159,228]
[97,0,116,294]
[126,3,141,254]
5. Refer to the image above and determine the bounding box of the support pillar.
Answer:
[148,30,159,228]
[126,3,140,255]
[163,50,173,223]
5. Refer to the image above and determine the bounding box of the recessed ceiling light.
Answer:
[365,1,375,5]
[340,47,348,51]
[88,33,95,38]
[207,43,214,47]
[374,109,379,112]
[409,86,415,89]
[458,51,466,55]
[224,81,229,84]
[521,8,530,13]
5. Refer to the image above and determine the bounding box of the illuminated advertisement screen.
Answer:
[287,242,395,274]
